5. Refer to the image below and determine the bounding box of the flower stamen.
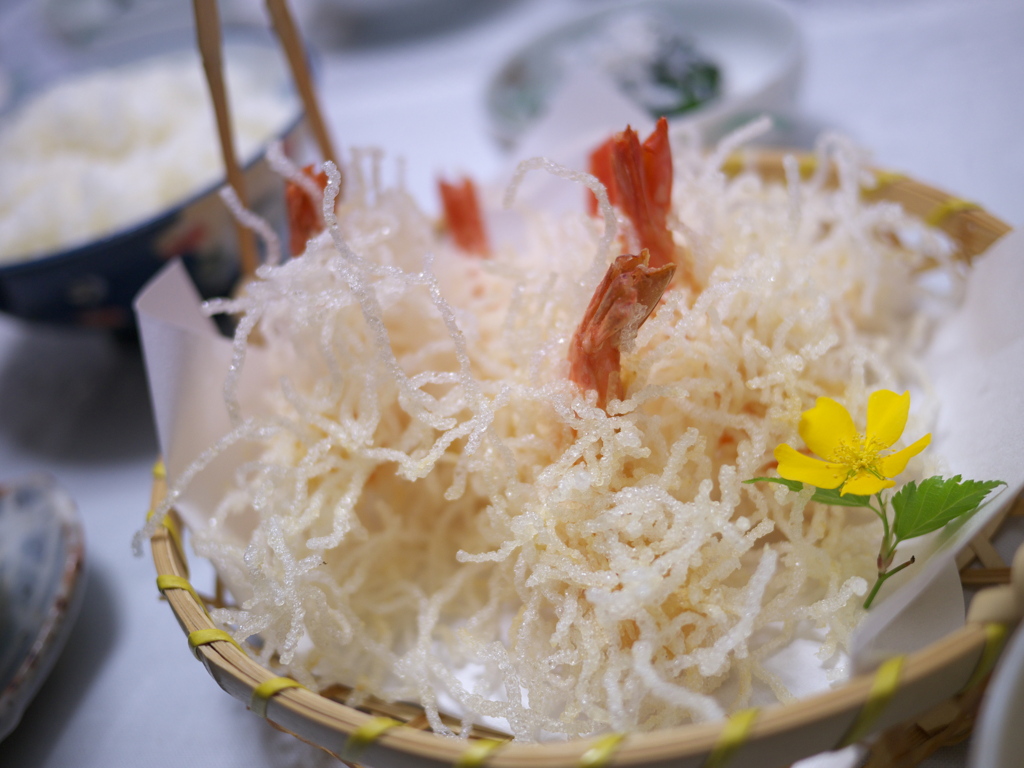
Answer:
[832,435,888,486]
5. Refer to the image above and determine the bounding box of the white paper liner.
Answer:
[850,227,1024,669]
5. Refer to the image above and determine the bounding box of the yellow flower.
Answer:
[774,390,931,496]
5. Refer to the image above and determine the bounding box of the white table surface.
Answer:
[1,0,1022,766]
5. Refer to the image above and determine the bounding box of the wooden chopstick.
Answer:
[192,0,260,279]
[264,0,340,172]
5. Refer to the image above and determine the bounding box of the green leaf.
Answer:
[744,477,804,492]
[808,486,874,508]
[892,475,1006,541]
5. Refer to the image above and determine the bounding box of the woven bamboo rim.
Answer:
[149,155,1016,768]
[722,151,1010,263]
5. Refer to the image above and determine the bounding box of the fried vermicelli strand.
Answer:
[178,132,955,741]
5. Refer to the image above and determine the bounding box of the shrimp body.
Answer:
[285,165,328,256]
[439,176,490,256]
[568,249,675,408]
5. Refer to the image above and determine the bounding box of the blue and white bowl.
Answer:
[0,24,306,331]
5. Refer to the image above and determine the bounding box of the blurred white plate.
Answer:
[0,476,86,742]
[486,0,803,150]
[970,621,1024,768]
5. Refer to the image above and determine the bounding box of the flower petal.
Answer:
[866,390,910,449]
[841,473,895,496]
[878,433,932,479]
[798,397,859,460]
[774,444,847,489]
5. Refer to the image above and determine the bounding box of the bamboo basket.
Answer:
[147,154,1020,768]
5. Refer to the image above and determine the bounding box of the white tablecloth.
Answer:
[1,0,1022,766]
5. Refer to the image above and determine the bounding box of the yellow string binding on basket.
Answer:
[148,461,188,574]
[925,197,980,228]
[579,732,626,768]
[961,623,1009,693]
[720,154,745,177]
[156,574,206,613]
[344,716,402,761]
[455,737,509,768]
[187,628,244,659]
[865,170,907,193]
[147,506,186,564]
[250,676,306,718]
[797,155,817,178]
[703,708,759,768]
[837,655,905,748]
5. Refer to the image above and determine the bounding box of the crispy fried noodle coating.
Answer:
[155,130,958,740]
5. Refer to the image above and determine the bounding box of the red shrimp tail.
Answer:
[610,120,677,270]
[641,117,672,223]
[439,176,490,256]
[588,118,678,272]
[286,164,329,257]
[568,250,675,409]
